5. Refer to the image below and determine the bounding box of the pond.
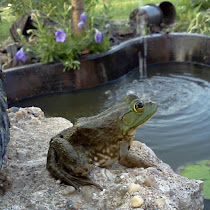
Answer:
[11,62,210,172]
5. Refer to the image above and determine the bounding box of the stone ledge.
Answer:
[1,107,204,209]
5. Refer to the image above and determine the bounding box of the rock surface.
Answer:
[0,107,204,209]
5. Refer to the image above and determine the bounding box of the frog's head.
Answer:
[120,94,158,135]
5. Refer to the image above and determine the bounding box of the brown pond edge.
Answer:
[3,33,210,104]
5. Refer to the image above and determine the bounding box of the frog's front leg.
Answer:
[118,142,154,168]
[46,137,101,191]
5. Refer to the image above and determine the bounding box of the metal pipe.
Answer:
[129,1,176,28]
[158,1,176,25]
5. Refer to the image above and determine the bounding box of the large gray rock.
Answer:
[1,107,204,209]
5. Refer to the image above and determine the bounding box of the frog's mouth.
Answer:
[139,103,158,124]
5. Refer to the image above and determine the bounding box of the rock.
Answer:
[61,186,75,195]
[9,106,20,113]
[100,168,115,181]
[0,171,11,196]
[0,37,14,53]
[130,195,144,208]
[55,179,61,185]
[15,109,27,121]
[2,43,23,69]
[25,106,45,119]
[128,183,141,193]
[155,198,166,209]
[143,175,158,188]
[81,186,94,201]
[0,52,8,65]
[0,107,204,209]
[8,107,45,122]
[11,125,24,132]
[66,199,78,209]
[16,148,27,161]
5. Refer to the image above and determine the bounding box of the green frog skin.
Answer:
[46,94,158,190]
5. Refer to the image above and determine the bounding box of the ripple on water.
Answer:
[11,63,210,170]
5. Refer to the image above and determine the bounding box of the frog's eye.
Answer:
[133,101,144,112]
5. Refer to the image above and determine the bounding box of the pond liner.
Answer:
[3,33,210,105]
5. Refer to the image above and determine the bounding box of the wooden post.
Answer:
[71,0,85,35]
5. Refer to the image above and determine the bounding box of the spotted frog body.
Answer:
[46,94,158,190]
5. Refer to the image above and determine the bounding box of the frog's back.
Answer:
[64,103,127,147]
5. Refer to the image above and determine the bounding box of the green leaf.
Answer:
[180,160,210,199]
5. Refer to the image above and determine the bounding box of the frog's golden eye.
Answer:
[133,101,144,112]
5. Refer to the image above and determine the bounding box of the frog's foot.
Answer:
[71,175,103,191]
[47,146,102,191]
[0,171,11,196]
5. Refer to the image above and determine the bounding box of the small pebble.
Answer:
[58,204,64,208]
[11,125,24,132]
[55,179,61,184]
[66,199,78,209]
[128,183,141,193]
[16,110,26,121]
[131,195,144,208]
[99,189,106,196]
[62,186,75,195]
[31,116,41,125]
[144,176,157,188]
[16,149,27,160]
[9,106,20,113]
[155,198,166,209]
[81,186,94,201]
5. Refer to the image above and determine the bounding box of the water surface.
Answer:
[12,63,210,171]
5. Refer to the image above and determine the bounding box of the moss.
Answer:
[180,160,210,199]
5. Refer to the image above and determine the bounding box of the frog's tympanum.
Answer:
[47,94,158,190]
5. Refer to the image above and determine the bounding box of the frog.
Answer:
[46,94,158,190]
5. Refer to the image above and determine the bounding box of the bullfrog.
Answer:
[46,94,157,190]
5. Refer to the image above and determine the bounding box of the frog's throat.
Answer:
[121,108,157,136]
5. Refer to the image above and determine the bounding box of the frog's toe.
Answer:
[76,176,103,191]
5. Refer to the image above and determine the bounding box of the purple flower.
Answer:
[55,29,67,43]
[95,30,103,43]
[77,21,85,29]
[80,12,86,22]
[15,50,26,63]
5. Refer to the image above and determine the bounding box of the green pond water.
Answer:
[12,62,210,207]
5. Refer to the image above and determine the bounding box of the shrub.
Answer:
[13,0,111,70]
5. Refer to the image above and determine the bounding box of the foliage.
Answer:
[3,0,70,18]
[1,0,210,68]
[172,0,210,35]
[190,0,210,10]
[180,160,210,199]
[0,7,16,43]
[15,0,111,70]
[187,9,210,34]
[0,0,7,7]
